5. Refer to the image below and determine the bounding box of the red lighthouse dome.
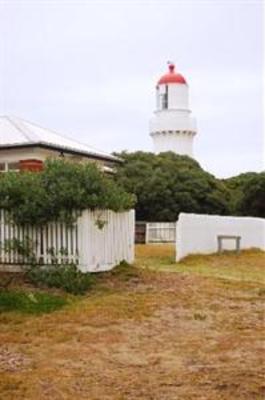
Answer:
[158,63,187,85]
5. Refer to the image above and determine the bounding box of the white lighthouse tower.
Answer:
[149,63,197,157]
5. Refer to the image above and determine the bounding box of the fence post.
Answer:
[77,210,90,272]
[129,210,135,263]
[145,223,149,244]
[175,216,182,262]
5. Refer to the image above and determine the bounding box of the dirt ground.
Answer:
[0,245,264,400]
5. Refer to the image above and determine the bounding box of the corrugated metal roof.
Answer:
[0,116,119,162]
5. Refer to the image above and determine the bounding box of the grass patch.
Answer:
[136,244,175,268]
[173,251,265,283]
[0,290,67,314]
[0,245,264,400]
[136,245,265,284]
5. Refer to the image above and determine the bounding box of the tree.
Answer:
[225,172,265,218]
[224,172,257,215]
[114,151,231,221]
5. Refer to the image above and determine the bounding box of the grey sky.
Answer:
[0,0,263,178]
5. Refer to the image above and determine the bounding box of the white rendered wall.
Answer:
[150,110,196,132]
[0,148,107,168]
[0,147,48,162]
[152,131,194,156]
[176,213,265,261]
[168,84,189,109]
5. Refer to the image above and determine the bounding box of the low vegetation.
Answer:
[0,245,264,399]
[0,290,67,315]
[27,264,96,295]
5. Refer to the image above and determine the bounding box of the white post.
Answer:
[129,210,135,263]
[145,223,149,244]
[77,210,91,272]
[175,215,182,262]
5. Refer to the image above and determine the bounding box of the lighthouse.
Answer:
[149,63,197,158]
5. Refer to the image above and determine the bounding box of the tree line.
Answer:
[114,151,265,221]
[0,154,263,225]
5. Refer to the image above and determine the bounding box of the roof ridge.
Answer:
[5,116,40,142]
[17,116,114,157]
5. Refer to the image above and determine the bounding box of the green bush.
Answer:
[0,159,135,226]
[27,264,95,295]
[0,290,66,314]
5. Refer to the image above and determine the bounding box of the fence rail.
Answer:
[0,209,135,272]
[0,210,79,265]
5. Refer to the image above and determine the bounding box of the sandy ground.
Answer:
[0,245,264,399]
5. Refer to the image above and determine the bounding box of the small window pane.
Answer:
[8,162,20,171]
[0,163,5,172]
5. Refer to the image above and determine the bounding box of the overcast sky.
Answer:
[0,0,263,178]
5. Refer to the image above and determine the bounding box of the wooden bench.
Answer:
[217,235,241,254]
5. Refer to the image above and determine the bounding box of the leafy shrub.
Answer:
[27,264,95,295]
[0,159,135,226]
[0,290,66,314]
[109,260,139,281]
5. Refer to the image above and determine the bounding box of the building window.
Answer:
[0,163,6,172]
[8,162,20,171]
[0,162,20,172]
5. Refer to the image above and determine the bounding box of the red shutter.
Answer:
[19,159,44,172]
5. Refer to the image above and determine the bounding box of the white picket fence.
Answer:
[146,222,176,243]
[0,209,135,272]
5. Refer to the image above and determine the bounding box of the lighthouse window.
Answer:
[161,85,168,109]
[156,87,160,109]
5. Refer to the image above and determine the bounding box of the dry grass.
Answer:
[138,244,265,283]
[0,245,264,399]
